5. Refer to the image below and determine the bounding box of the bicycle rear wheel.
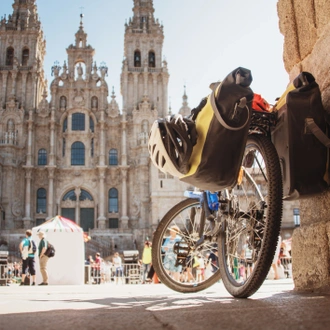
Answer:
[152,198,221,293]
[218,135,283,298]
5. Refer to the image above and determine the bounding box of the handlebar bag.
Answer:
[271,72,328,200]
[180,67,254,192]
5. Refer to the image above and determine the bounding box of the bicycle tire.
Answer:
[152,198,221,293]
[218,135,283,298]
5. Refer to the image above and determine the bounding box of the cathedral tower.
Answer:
[0,0,46,229]
[121,0,169,118]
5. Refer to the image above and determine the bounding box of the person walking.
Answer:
[19,230,36,286]
[37,231,49,285]
[141,241,152,283]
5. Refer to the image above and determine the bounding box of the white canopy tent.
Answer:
[32,215,85,285]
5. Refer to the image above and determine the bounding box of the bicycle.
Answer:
[151,109,283,298]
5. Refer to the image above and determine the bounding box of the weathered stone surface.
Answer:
[278,0,330,293]
[292,222,330,292]
[300,191,330,226]
[278,0,330,74]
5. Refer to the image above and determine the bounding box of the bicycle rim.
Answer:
[218,135,283,298]
[152,198,221,293]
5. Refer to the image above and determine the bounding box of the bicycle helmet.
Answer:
[148,114,197,177]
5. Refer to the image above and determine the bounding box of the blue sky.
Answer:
[0,0,288,112]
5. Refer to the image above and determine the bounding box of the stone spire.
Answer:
[2,0,40,31]
[179,85,191,117]
[75,13,88,48]
[127,0,163,34]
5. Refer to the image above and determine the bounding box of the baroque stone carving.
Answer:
[12,199,22,217]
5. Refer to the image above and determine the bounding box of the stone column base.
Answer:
[120,216,129,230]
[97,217,107,230]
[292,222,330,292]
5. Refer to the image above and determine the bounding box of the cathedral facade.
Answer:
[0,0,191,255]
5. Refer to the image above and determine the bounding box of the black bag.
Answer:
[24,274,30,285]
[180,67,254,191]
[271,72,329,200]
[28,240,37,254]
[44,242,55,258]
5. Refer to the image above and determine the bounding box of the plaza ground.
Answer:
[0,279,329,330]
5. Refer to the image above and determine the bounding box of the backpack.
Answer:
[44,242,55,258]
[28,240,37,254]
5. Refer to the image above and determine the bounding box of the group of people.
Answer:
[86,251,124,284]
[19,229,50,286]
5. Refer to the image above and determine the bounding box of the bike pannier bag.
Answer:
[180,67,254,192]
[271,72,328,200]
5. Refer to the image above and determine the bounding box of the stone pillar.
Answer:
[277,0,330,292]
[26,110,33,165]
[120,167,129,230]
[120,108,129,230]
[74,187,81,226]
[1,72,8,107]
[47,167,55,217]
[122,73,128,110]
[162,75,169,117]
[99,110,106,166]
[21,72,27,108]
[22,167,32,226]
[153,75,157,108]
[97,166,107,229]
[133,74,138,106]
[49,107,56,165]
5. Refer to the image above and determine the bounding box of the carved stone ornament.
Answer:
[73,88,85,106]
[37,91,50,117]
[131,195,141,217]
[6,96,18,112]
[12,199,22,217]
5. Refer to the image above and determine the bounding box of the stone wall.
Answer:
[277,0,330,292]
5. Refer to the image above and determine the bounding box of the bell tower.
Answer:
[121,0,169,118]
[0,0,46,228]
[0,0,46,110]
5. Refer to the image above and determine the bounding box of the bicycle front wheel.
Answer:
[218,135,283,298]
[152,198,221,293]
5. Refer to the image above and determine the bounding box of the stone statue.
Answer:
[77,63,83,78]
[60,96,66,108]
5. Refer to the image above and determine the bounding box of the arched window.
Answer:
[134,50,141,67]
[109,149,118,165]
[108,188,118,213]
[79,189,93,201]
[71,141,85,165]
[72,113,85,131]
[6,47,14,66]
[22,48,29,66]
[89,117,94,133]
[148,51,155,67]
[36,188,47,213]
[63,190,77,201]
[63,117,67,132]
[38,149,47,166]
